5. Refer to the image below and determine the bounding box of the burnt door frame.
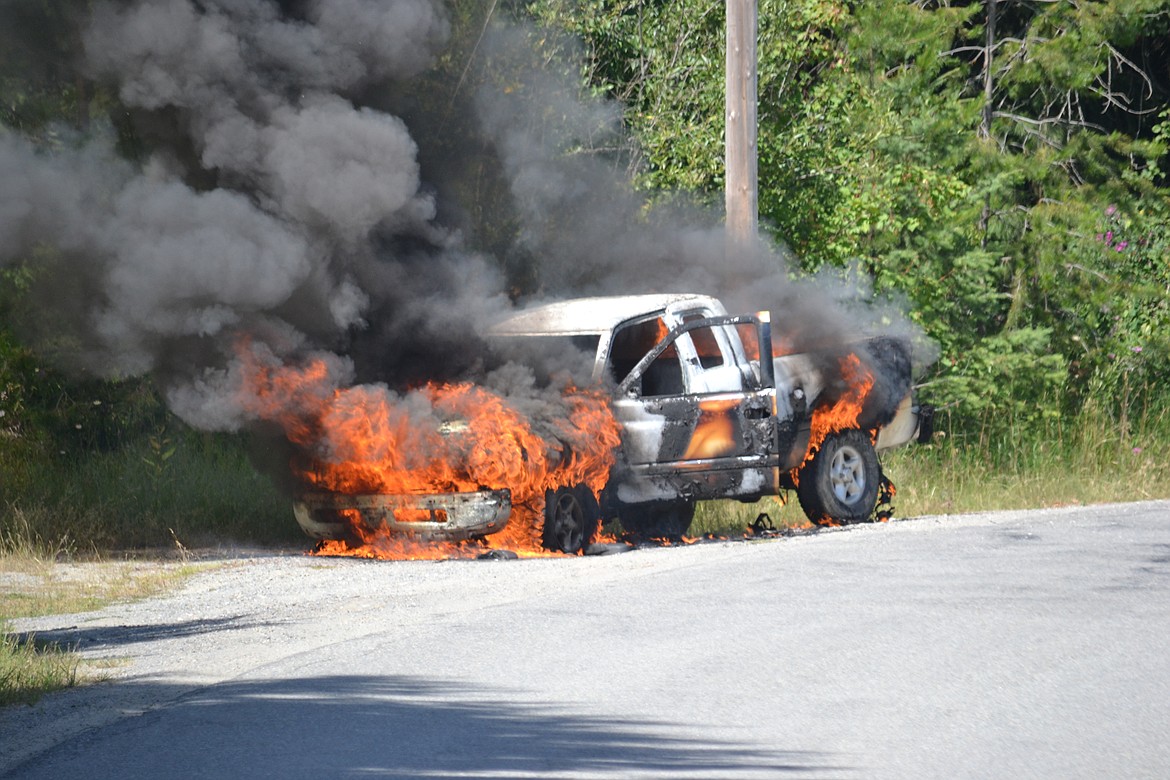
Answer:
[612,315,781,502]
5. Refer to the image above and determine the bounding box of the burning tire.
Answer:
[543,485,600,554]
[619,501,695,540]
[796,429,879,525]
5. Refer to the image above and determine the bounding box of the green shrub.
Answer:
[1,428,301,552]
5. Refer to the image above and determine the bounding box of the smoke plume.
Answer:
[0,0,926,444]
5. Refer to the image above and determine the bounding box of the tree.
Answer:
[523,0,1170,432]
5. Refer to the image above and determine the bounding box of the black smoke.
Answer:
[0,0,928,437]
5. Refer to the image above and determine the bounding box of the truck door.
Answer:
[609,315,781,503]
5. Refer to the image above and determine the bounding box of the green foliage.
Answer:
[0,626,82,707]
[525,0,1170,441]
[0,0,100,138]
[1,428,299,550]
[527,0,850,200]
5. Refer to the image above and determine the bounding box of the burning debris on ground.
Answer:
[0,1,933,560]
[304,516,841,563]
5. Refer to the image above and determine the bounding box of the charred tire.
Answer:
[620,501,696,540]
[796,429,880,526]
[543,485,600,554]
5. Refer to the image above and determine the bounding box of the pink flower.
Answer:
[1132,447,1143,455]
[1105,204,1118,216]
[1131,346,1143,353]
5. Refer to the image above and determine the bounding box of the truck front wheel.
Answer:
[796,429,879,525]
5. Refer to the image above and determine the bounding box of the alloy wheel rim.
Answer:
[829,445,866,505]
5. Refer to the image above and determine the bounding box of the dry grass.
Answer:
[0,557,208,620]
[0,625,84,707]
[689,406,1170,535]
[0,539,213,707]
[884,407,1170,516]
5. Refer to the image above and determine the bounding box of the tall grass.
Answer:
[690,401,1170,536]
[0,626,82,707]
[886,401,1170,516]
[1,431,301,553]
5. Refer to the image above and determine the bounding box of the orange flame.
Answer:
[792,353,875,483]
[236,341,622,559]
[682,398,740,459]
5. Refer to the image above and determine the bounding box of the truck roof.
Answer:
[488,294,726,337]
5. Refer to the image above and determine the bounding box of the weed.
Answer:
[687,403,1170,534]
[0,558,211,708]
[0,506,77,562]
[1,431,300,550]
[0,626,83,707]
[882,403,1170,516]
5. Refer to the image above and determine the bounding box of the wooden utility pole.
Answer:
[726,0,758,248]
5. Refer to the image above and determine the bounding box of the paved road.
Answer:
[4,502,1169,778]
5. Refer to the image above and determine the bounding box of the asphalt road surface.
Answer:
[4,501,1169,779]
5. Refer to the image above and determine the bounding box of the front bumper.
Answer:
[293,489,512,542]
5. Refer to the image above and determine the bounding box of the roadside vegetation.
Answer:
[694,405,1170,536]
[0,629,82,708]
[0,531,210,707]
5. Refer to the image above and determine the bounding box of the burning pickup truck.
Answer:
[291,293,931,553]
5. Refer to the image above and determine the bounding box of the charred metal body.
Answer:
[293,293,930,547]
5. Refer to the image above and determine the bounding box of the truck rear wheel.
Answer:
[543,485,600,554]
[620,501,695,540]
[796,429,879,526]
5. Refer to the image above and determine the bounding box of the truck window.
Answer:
[735,323,759,362]
[683,316,725,369]
[608,316,669,384]
[608,316,685,396]
[677,318,742,394]
[640,350,684,396]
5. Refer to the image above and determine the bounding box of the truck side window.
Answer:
[609,316,669,384]
[608,316,685,396]
[687,323,725,369]
[735,323,760,361]
[679,322,742,394]
[640,349,684,396]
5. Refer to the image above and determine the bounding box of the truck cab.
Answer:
[489,293,929,539]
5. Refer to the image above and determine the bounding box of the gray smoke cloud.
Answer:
[0,0,930,443]
[0,130,321,376]
[1,0,463,428]
[466,22,932,385]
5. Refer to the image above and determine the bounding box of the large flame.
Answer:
[237,341,622,558]
[793,352,875,481]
